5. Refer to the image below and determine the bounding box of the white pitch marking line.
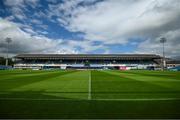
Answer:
[88,70,91,100]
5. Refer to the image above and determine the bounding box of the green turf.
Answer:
[92,70,180,99]
[0,70,180,118]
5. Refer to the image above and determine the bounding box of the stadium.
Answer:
[14,54,161,70]
[0,0,180,119]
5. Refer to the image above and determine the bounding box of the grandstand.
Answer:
[166,60,180,68]
[14,54,161,70]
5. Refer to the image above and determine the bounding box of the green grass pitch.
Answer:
[0,70,180,118]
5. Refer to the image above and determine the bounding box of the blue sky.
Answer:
[0,0,180,57]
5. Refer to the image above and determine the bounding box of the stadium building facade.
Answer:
[14,54,161,70]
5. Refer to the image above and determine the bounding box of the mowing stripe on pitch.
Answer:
[0,98,179,101]
[94,98,180,101]
[88,70,92,100]
[0,98,86,101]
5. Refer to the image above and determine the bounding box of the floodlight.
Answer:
[160,37,167,71]
[5,37,12,66]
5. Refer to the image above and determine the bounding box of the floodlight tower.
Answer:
[5,37,12,66]
[160,37,167,71]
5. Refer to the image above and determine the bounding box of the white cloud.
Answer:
[66,40,106,53]
[2,0,180,56]
[0,18,80,57]
[0,18,105,57]
[136,29,180,57]
[23,28,37,35]
[3,0,39,20]
[4,0,25,7]
[37,31,48,35]
[4,0,39,7]
[31,19,43,25]
[49,0,180,56]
